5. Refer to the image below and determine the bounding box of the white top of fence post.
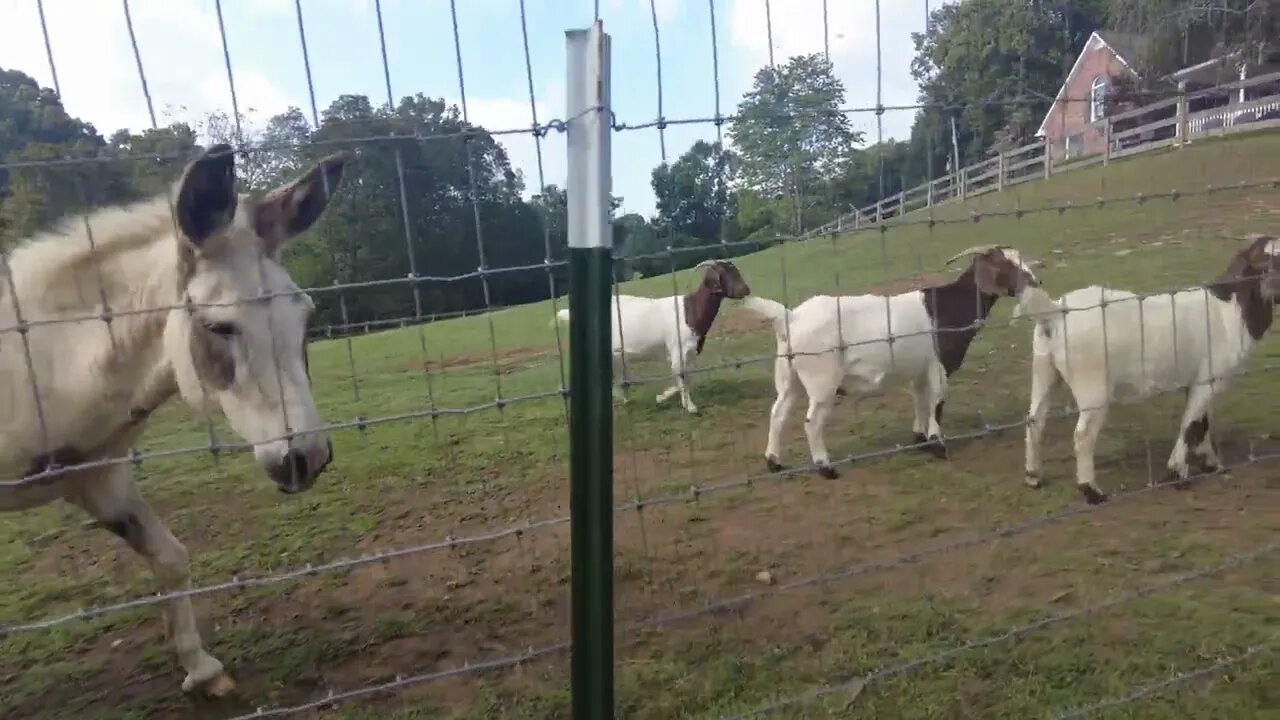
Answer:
[566,20,613,250]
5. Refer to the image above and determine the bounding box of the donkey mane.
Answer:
[6,196,185,318]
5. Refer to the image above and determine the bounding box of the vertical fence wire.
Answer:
[448,0,510,454]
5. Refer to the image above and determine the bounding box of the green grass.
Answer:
[2,133,1280,719]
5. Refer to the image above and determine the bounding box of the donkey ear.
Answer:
[175,144,238,246]
[254,151,350,254]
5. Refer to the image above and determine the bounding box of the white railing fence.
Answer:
[816,70,1280,236]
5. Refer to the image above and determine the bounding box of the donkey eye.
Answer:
[204,321,239,337]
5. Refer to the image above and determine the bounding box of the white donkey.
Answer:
[0,144,348,696]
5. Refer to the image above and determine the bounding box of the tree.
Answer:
[650,140,739,246]
[108,123,199,197]
[730,54,861,228]
[907,0,1109,173]
[1109,0,1279,81]
[0,68,134,241]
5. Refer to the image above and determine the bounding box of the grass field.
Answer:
[2,133,1279,720]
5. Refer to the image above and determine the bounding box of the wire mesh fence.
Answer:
[0,0,1277,719]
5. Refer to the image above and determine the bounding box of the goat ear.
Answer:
[175,144,238,247]
[700,263,722,291]
[971,252,1006,295]
[254,151,350,254]
[1243,235,1278,265]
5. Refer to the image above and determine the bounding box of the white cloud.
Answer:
[463,84,568,196]
[0,0,300,138]
[608,0,683,25]
[726,0,931,142]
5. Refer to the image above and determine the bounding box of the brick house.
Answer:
[1036,31,1145,161]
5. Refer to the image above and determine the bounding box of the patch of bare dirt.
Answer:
[8,407,1280,719]
[416,346,556,374]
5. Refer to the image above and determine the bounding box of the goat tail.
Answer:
[1012,287,1064,331]
[742,296,791,341]
[552,307,571,329]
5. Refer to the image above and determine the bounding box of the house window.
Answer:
[1090,76,1108,122]
[1065,132,1084,159]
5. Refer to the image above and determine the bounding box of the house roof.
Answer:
[1094,31,1149,68]
[1034,31,1142,137]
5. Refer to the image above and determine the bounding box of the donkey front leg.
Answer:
[71,467,233,696]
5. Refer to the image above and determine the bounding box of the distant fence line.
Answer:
[817,70,1280,234]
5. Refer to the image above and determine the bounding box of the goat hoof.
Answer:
[910,432,929,450]
[816,465,840,479]
[201,673,237,698]
[1024,473,1043,489]
[925,438,949,460]
[765,457,784,473]
[835,386,848,398]
[1079,484,1108,505]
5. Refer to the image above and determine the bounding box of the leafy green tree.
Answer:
[1111,0,1278,76]
[0,68,135,241]
[650,140,739,246]
[729,54,860,225]
[107,123,199,197]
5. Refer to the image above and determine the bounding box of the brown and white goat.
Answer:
[556,259,751,413]
[743,245,1040,477]
[1019,234,1280,504]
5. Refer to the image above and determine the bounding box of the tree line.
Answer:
[1,0,1274,327]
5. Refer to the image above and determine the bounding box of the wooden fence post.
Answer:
[1176,80,1189,147]
[997,152,1006,191]
[1103,119,1112,165]
[959,167,968,201]
[926,180,934,208]
[1042,138,1052,179]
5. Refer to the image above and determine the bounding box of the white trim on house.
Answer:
[1089,75,1108,122]
[1035,31,1138,137]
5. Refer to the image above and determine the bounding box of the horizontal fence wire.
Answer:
[3,178,1275,342]
[1050,640,1278,720]
[213,482,1280,718]
[5,415,1274,681]
[8,264,1280,487]
[724,545,1279,719]
[3,175,1276,490]
[0,88,1205,172]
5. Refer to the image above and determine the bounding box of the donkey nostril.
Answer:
[288,449,309,483]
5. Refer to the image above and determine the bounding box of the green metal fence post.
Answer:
[565,19,614,720]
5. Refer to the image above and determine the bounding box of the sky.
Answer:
[0,0,946,217]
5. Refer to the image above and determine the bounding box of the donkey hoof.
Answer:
[816,465,840,480]
[1079,484,1108,505]
[1024,472,1043,489]
[765,457,784,473]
